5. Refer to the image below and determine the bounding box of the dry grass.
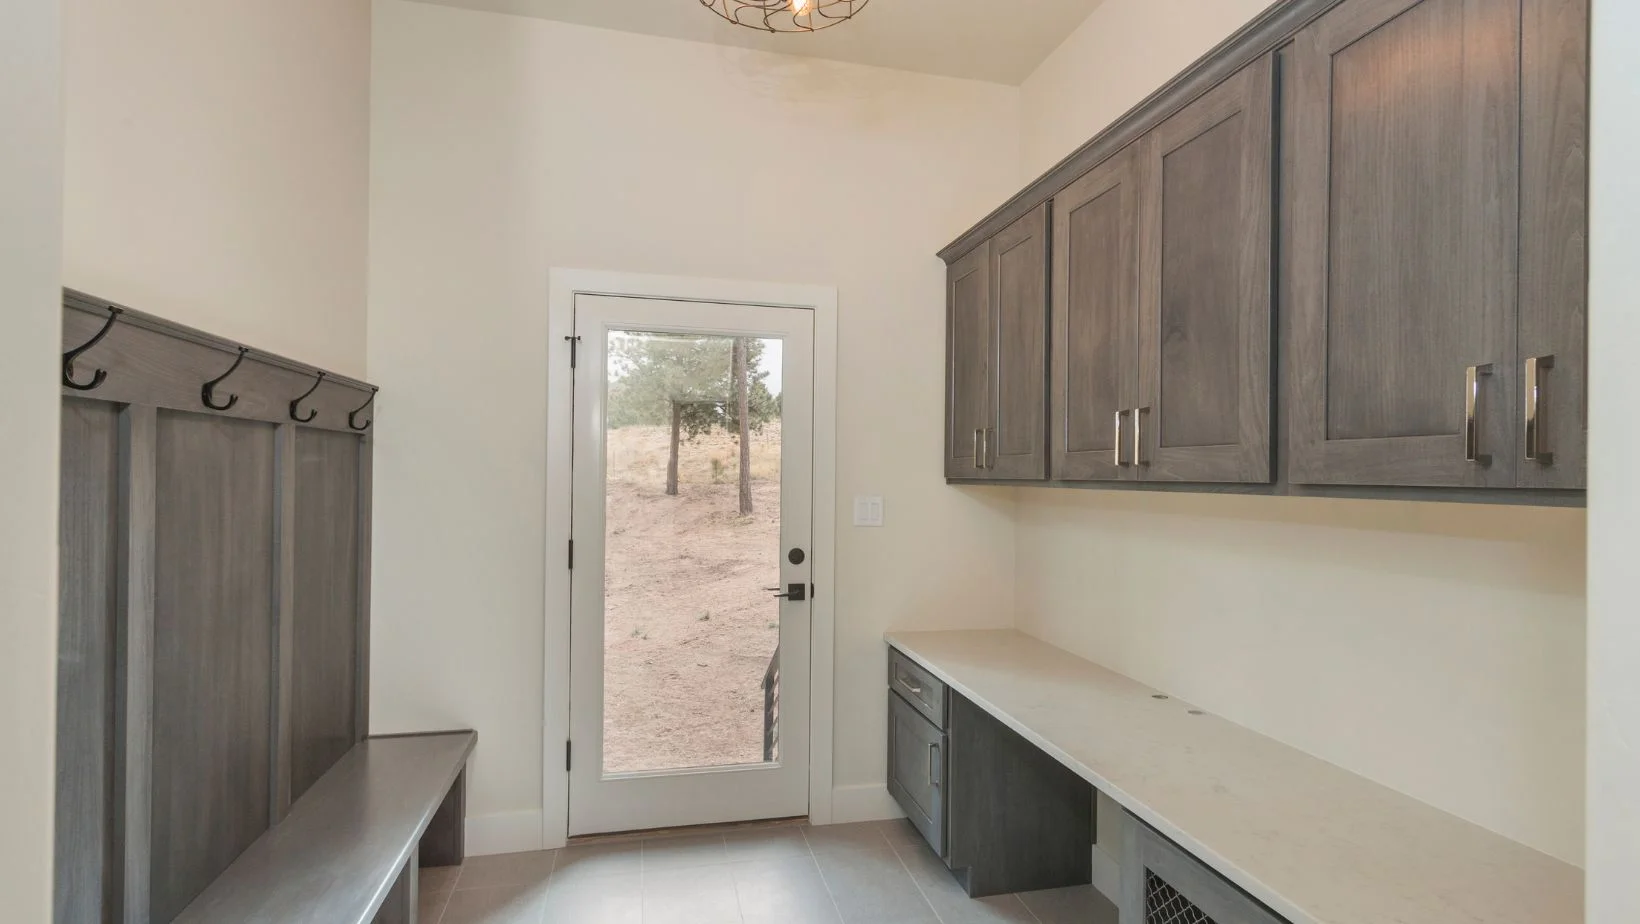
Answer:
[601,424,784,774]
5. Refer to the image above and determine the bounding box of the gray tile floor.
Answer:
[419,820,1119,924]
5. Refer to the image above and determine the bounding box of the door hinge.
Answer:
[566,740,572,772]
[568,539,574,569]
[565,335,581,368]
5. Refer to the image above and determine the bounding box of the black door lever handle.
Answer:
[768,583,807,602]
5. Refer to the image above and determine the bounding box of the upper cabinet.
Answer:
[1139,57,1274,483]
[946,205,1050,481]
[1286,0,1587,489]
[941,0,1586,502]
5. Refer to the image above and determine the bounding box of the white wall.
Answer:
[62,0,373,376]
[1019,0,1274,178]
[367,0,1021,847]
[0,0,64,917]
[1586,0,1640,914]
[1012,0,1587,866]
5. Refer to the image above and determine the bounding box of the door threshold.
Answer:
[568,815,809,846]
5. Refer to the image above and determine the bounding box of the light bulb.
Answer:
[791,0,814,14]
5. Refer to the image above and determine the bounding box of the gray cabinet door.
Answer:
[887,692,946,857]
[989,204,1051,480]
[1137,56,1274,483]
[1054,143,1144,482]
[1516,0,1587,489]
[946,242,992,480]
[1288,0,1522,487]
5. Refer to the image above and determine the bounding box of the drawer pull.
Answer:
[1133,406,1150,466]
[1525,355,1554,464]
[972,429,982,469]
[1465,364,1493,465]
[1113,409,1128,467]
[928,742,941,787]
[897,672,923,696]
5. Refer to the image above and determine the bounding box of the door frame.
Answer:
[542,268,838,848]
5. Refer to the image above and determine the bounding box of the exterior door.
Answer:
[989,204,1051,481]
[1287,0,1521,487]
[568,294,813,836]
[946,243,993,480]
[1138,55,1274,483]
[1053,142,1144,482]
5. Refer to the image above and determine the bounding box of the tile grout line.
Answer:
[885,837,949,924]
[799,825,852,924]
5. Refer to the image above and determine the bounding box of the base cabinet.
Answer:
[1121,816,1287,924]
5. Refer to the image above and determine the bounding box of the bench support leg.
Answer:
[420,768,466,868]
[373,845,418,924]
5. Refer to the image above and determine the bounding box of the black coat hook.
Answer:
[63,305,123,391]
[202,347,250,411]
[348,387,378,431]
[289,371,326,423]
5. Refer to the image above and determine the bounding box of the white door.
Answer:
[568,294,814,835]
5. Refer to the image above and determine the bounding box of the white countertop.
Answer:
[884,629,1581,924]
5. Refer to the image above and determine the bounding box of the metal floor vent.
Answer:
[1145,870,1219,924]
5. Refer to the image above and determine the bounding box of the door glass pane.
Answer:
[602,330,784,774]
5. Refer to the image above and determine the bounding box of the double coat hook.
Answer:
[290,371,326,423]
[63,305,123,391]
[202,347,250,411]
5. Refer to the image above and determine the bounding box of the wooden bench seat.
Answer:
[174,731,475,924]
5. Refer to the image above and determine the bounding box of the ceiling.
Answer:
[411,0,1107,85]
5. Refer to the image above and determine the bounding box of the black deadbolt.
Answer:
[788,547,806,565]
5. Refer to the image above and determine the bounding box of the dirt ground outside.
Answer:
[601,422,783,774]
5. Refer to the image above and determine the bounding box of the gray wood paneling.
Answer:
[888,692,946,858]
[1288,0,1521,487]
[989,204,1051,480]
[946,243,993,479]
[372,851,417,924]
[56,399,122,924]
[1053,143,1143,482]
[273,425,297,822]
[150,411,278,923]
[292,428,363,801]
[1517,0,1588,489]
[419,770,466,869]
[356,438,374,743]
[1138,55,1274,484]
[117,406,158,924]
[172,733,475,924]
[1120,814,1285,924]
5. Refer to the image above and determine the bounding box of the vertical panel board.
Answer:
[56,399,122,924]
[149,411,276,923]
[292,428,362,801]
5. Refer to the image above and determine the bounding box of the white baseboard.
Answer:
[465,809,545,857]
[1091,843,1122,906]
[826,783,905,825]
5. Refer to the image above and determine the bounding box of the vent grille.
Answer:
[1145,870,1218,924]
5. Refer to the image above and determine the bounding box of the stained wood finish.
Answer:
[273,426,297,822]
[989,204,1051,480]
[1288,0,1521,487]
[1517,0,1588,488]
[117,406,158,924]
[56,400,122,924]
[1138,55,1274,483]
[172,733,476,924]
[946,691,1092,898]
[292,428,363,801]
[150,412,278,923]
[419,769,467,869]
[1120,815,1285,924]
[889,647,947,728]
[887,693,947,858]
[1053,143,1144,482]
[946,243,993,479]
[355,438,374,743]
[372,851,417,924]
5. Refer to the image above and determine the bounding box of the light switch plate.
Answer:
[853,496,884,527]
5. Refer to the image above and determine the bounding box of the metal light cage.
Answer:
[700,0,871,33]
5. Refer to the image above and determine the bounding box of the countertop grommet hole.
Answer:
[1152,694,1169,700]
[1188,709,1204,715]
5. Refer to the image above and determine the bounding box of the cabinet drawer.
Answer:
[887,692,946,858]
[1122,816,1287,924]
[889,649,947,729]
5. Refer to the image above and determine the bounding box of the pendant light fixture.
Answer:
[700,0,870,33]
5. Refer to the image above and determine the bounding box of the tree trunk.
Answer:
[733,338,753,516]
[666,400,682,496]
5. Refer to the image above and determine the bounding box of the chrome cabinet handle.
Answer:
[1525,355,1555,464]
[897,672,923,696]
[1113,410,1128,467]
[928,742,941,787]
[982,428,992,470]
[1465,364,1493,465]
[972,429,982,470]
[1133,407,1150,466]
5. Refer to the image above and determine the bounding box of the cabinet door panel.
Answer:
[887,692,945,857]
[946,243,992,480]
[1517,0,1587,488]
[1054,144,1143,482]
[1139,56,1274,483]
[990,205,1050,480]
[1289,0,1520,487]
